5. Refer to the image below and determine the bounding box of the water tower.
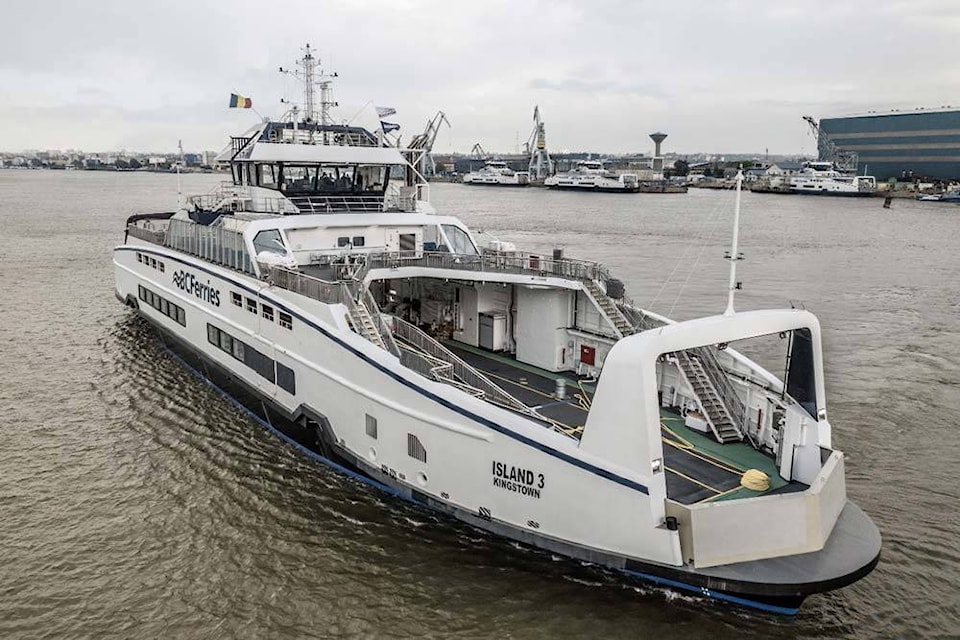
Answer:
[650,132,667,176]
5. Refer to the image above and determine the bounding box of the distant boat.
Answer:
[462,161,530,186]
[917,190,960,203]
[788,162,877,196]
[544,160,639,192]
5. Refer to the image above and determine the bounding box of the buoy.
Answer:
[740,469,770,491]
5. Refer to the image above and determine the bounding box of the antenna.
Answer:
[723,169,743,316]
[723,170,745,316]
[279,44,338,142]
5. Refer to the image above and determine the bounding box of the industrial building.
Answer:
[818,109,960,181]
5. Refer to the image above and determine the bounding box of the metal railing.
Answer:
[389,316,541,419]
[126,224,167,245]
[287,195,386,213]
[364,250,609,284]
[263,264,348,305]
[165,218,255,274]
[694,345,750,441]
[360,290,400,356]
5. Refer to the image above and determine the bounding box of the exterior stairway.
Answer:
[675,350,744,443]
[583,279,636,338]
[585,277,746,444]
[342,283,401,357]
[348,298,387,350]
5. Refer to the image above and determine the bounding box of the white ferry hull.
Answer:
[114,242,880,613]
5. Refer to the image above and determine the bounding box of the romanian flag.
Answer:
[229,93,253,109]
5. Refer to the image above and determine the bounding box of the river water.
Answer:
[1,170,958,638]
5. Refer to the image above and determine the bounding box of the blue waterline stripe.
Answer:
[621,569,799,616]
[118,245,649,495]
[167,340,789,616]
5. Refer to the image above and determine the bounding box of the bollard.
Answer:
[555,378,567,400]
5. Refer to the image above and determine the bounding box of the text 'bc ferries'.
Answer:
[115,46,879,614]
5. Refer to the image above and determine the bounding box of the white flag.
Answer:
[376,106,396,118]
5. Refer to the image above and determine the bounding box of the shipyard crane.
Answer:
[470,142,488,160]
[407,110,450,177]
[526,106,554,180]
[803,115,858,173]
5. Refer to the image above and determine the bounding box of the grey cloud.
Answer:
[3,0,960,154]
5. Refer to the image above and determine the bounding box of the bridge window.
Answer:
[258,164,278,189]
[280,165,317,193]
[441,224,477,255]
[253,229,286,256]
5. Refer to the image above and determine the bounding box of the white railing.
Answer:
[364,250,610,284]
[389,316,549,422]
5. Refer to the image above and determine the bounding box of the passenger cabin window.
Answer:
[441,225,477,255]
[253,229,286,256]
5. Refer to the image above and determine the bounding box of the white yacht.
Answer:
[114,50,880,614]
[789,161,877,196]
[544,160,639,192]
[462,160,530,186]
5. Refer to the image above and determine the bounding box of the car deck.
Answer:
[446,341,807,505]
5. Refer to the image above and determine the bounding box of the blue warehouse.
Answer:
[820,109,960,181]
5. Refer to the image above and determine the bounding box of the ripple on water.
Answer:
[1,174,959,638]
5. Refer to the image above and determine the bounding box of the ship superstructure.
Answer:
[113,49,880,614]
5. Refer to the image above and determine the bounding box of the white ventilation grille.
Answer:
[365,414,378,439]
[407,433,427,463]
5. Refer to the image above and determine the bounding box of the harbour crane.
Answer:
[470,142,488,161]
[407,110,450,178]
[803,115,858,173]
[526,106,554,180]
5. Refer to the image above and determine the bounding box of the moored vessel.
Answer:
[788,161,877,196]
[462,160,530,186]
[544,160,640,192]
[114,48,880,614]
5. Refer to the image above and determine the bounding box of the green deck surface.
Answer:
[660,409,786,502]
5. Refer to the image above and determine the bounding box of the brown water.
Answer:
[1,170,958,638]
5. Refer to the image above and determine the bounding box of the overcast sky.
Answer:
[3,0,960,155]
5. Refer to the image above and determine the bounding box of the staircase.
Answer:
[675,350,744,443]
[348,299,387,350]
[585,277,746,444]
[341,283,400,357]
[583,279,636,338]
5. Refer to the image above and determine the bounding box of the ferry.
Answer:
[788,162,877,196]
[114,49,880,614]
[544,160,640,192]
[462,160,530,186]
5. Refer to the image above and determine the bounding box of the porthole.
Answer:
[368,446,377,462]
[416,471,428,487]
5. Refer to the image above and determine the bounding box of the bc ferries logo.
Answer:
[172,270,221,307]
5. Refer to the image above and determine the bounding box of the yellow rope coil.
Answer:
[740,469,771,491]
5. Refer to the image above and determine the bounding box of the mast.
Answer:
[723,170,744,317]
[280,44,337,142]
[302,44,316,123]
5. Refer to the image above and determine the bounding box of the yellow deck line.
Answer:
[665,466,722,494]
[661,438,746,477]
